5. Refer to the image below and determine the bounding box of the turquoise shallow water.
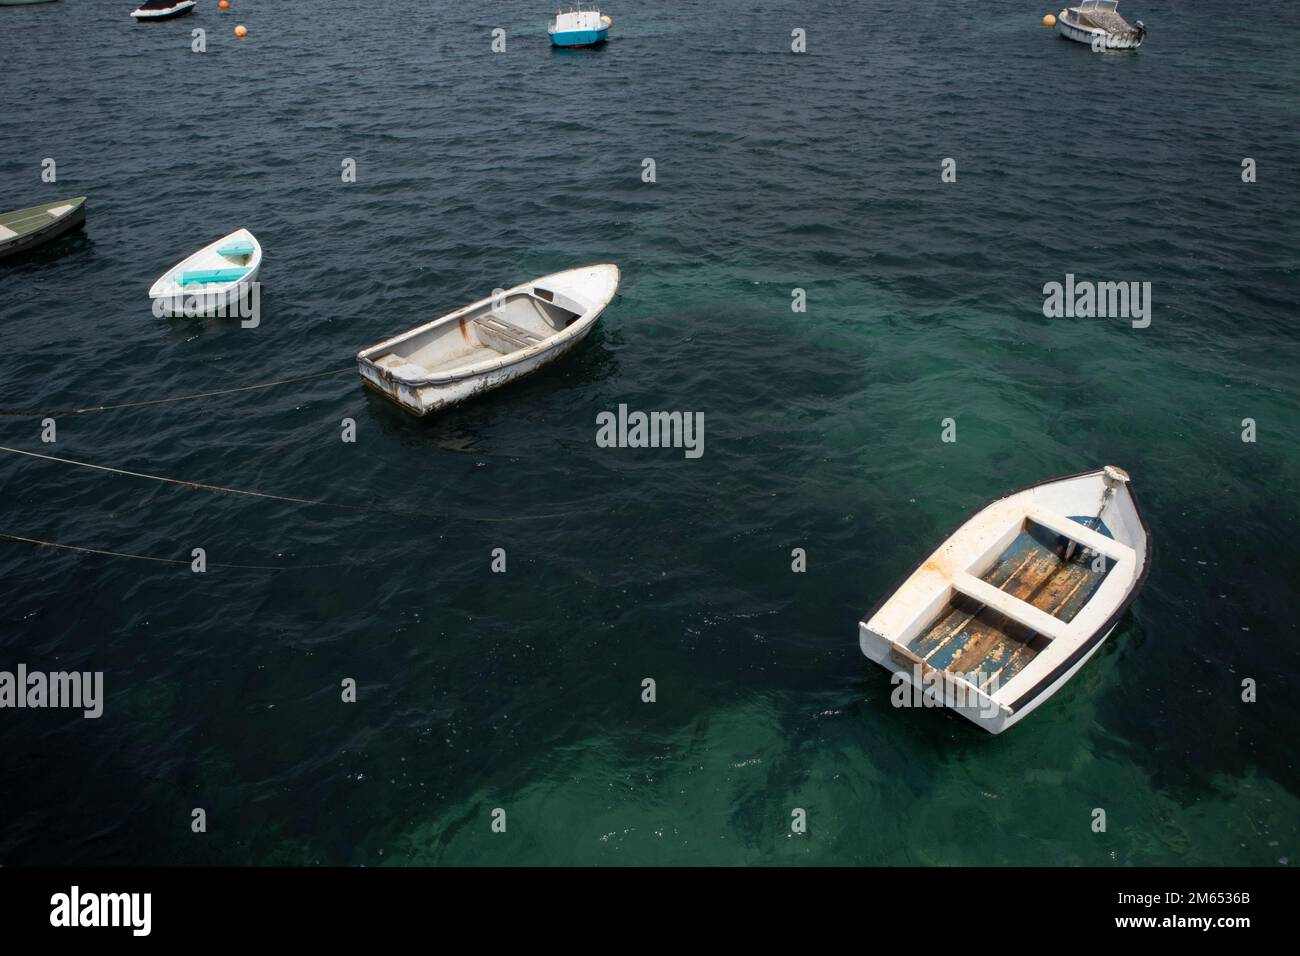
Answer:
[0,1,1297,865]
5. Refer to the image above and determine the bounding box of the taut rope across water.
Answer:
[0,445,586,523]
[0,532,345,572]
[0,367,354,416]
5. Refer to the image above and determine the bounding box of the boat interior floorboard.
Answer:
[909,595,1046,686]
[906,517,1115,686]
[980,520,1113,624]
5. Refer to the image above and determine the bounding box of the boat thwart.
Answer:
[860,466,1150,734]
[356,264,620,416]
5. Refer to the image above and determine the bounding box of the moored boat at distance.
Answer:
[357,264,620,417]
[548,7,611,47]
[148,228,261,317]
[0,197,86,260]
[1055,0,1146,50]
[130,0,196,21]
[860,466,1150,734]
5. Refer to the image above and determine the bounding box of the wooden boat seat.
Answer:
[475,313,545,350]
[951,572,1071,643]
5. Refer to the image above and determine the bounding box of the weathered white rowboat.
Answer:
[148,228,261,317]
[1056,1,1146,50]
[357,263,620,416]
[860,466,1150,734]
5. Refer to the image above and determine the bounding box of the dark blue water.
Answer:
[0,0,1297,865]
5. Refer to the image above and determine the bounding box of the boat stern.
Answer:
[860,620,1015,733]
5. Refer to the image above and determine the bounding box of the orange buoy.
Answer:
[234,24,247,38]
[219,0,229,9]
[1042,13,1056,27]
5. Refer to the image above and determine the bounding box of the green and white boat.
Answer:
[0,197,86,260]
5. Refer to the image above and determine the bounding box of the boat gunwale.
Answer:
[355,263,619,387]
[859,467,1152,716]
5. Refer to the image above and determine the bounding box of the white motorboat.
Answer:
[130,0,197,21]
[1056,1,1146,50]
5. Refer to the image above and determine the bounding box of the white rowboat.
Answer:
[357,264,620,417]
[860,466,1150,734]
[148,228,261,317]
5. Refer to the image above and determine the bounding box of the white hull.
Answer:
[357,264,620,417]
[860,467,1150,734]
[148,228,262,317]
[152,265,260,317]
[130,1,196,20]
[361,322,596,414]
[1055,12,1144,50]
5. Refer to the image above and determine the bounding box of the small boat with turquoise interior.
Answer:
[1055,1,1146,50]
[548,6,611,48]
[148,228,261,317]
[860,466,1150,734]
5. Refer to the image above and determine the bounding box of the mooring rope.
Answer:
[0,367,354,417]
[0,532,344,572]
[0,445,584,523]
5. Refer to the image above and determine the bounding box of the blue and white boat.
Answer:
[548,7,611,48]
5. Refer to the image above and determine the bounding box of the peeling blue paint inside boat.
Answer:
[1067,516,1115,539]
